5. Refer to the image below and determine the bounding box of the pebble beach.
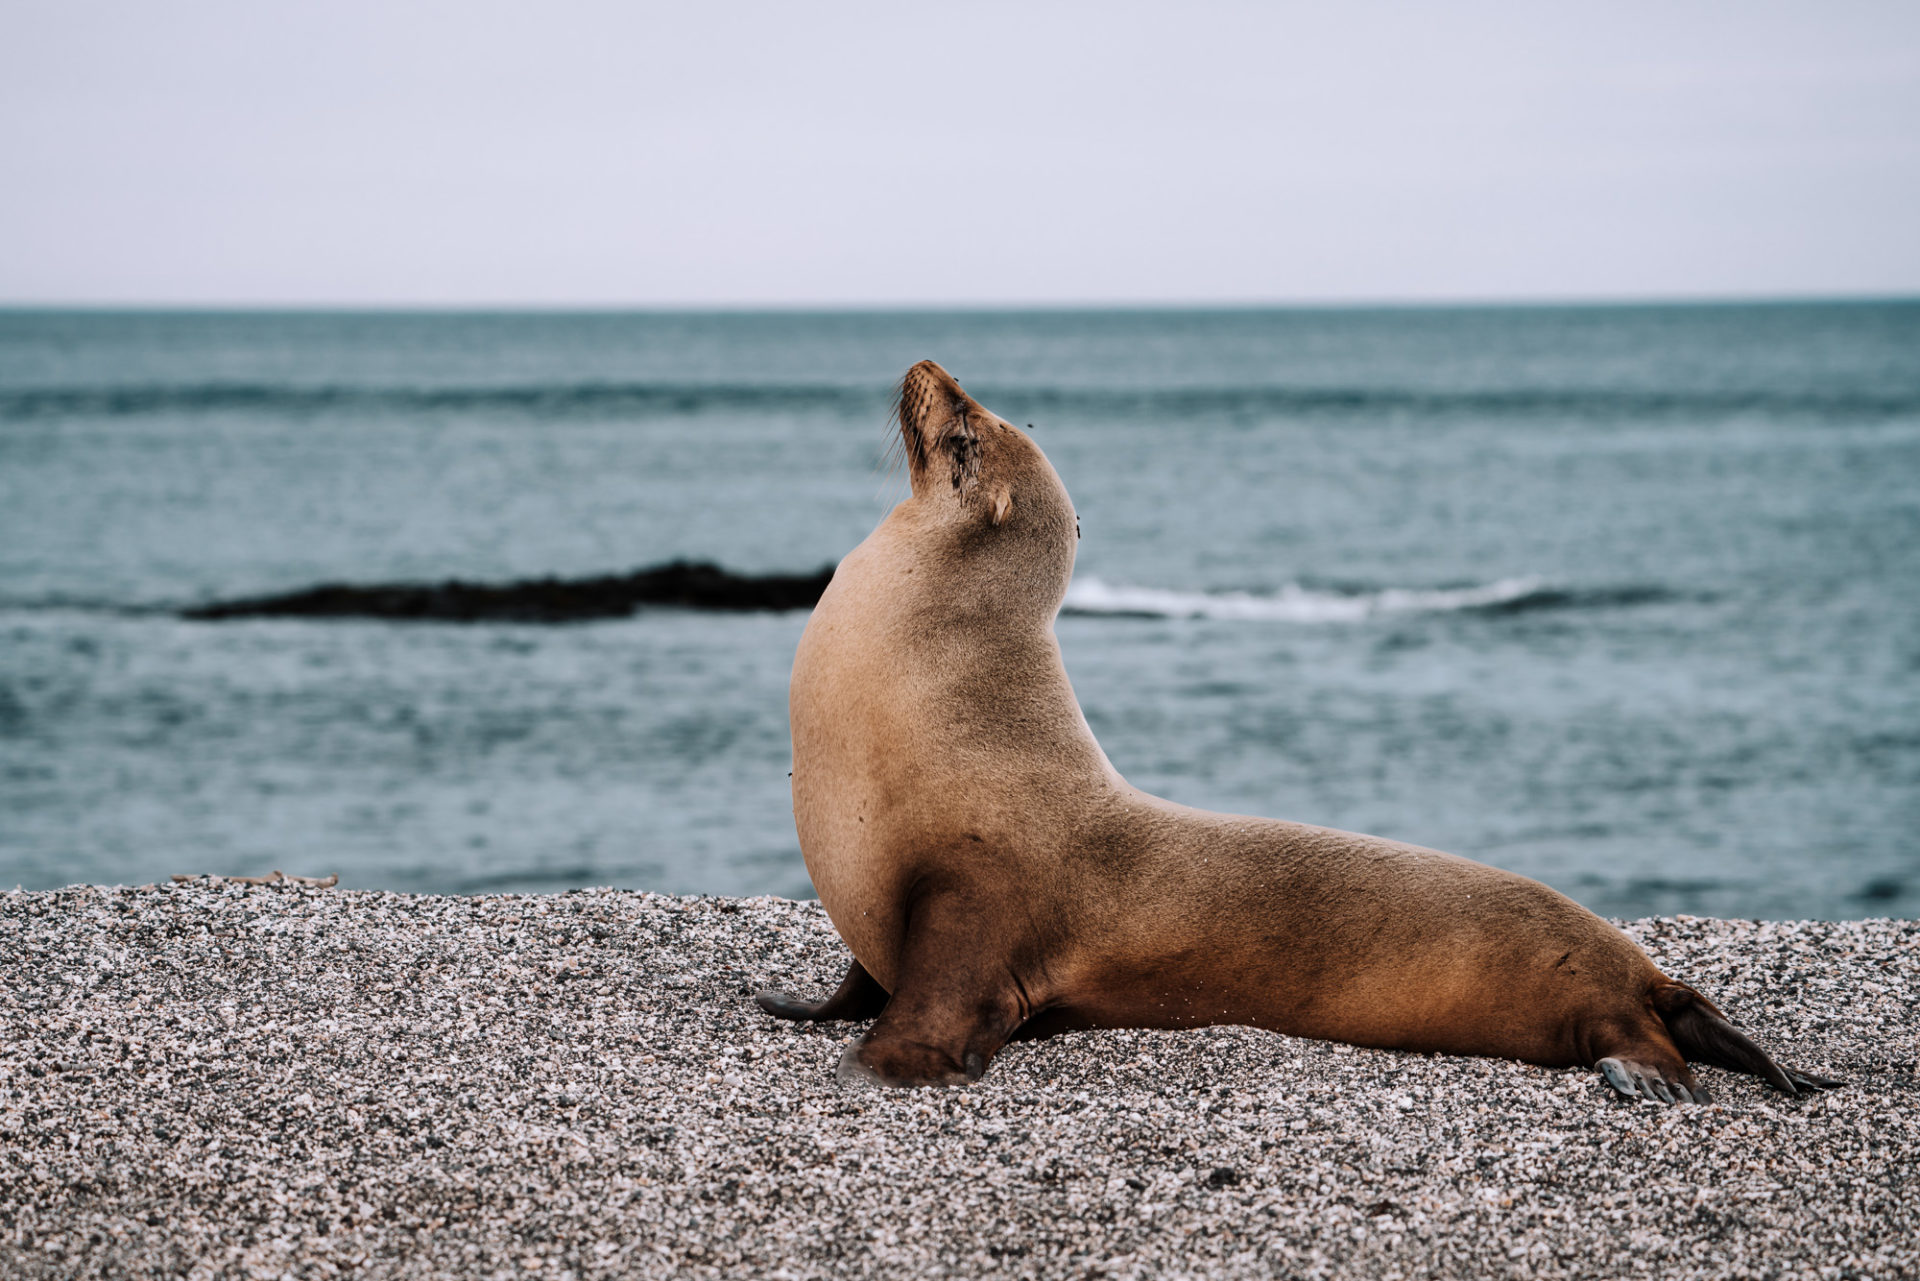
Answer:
[2,883,1914,1279]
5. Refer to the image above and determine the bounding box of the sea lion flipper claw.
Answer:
[1598,1047,1709,1104]
[1598,1057,1641,1099]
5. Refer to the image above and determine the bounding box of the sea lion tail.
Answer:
[1651,982,1841,1097]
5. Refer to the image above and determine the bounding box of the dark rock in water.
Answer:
[181,560,835,623]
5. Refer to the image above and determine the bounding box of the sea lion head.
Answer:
[894,360,1079,611]
[895,360,1077,535]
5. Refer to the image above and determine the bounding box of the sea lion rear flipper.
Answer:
[1651,981,1844,1098]
[1595,1054,1701,1104]
[838,889,1030,1088]
[755,957,888,1023]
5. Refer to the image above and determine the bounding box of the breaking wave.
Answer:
[1061,576,1675,622]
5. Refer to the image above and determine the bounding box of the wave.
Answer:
[1061,576,1676,622]
[0,593,165,615]
[3,380,1914,421]
[997,385,1920,422]
[0,381,885,420]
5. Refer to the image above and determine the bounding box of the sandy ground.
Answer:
[1,883,1914,1279]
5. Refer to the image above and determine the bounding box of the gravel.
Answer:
[2,883,1914,1279]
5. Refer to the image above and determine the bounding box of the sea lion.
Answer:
[758,360,1840,1104]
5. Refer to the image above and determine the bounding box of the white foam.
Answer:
[1061,575,1545,623]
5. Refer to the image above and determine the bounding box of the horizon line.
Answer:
[3,291,1918,316]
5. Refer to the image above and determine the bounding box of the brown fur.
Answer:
[764,360,1836,1104]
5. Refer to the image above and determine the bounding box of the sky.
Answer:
[2,1,1917,306]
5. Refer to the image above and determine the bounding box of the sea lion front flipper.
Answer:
[755,957,889,1022]
[837,890,1031,1088]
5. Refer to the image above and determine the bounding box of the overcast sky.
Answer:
[3,1,1917,306]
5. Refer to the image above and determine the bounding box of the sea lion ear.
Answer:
[988,484,1014,526]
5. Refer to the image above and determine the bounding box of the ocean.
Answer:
[2,305,1916,918]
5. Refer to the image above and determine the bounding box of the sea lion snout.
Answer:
[896,359,987,489]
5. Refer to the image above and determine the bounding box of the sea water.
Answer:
[2,306,1916,918]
